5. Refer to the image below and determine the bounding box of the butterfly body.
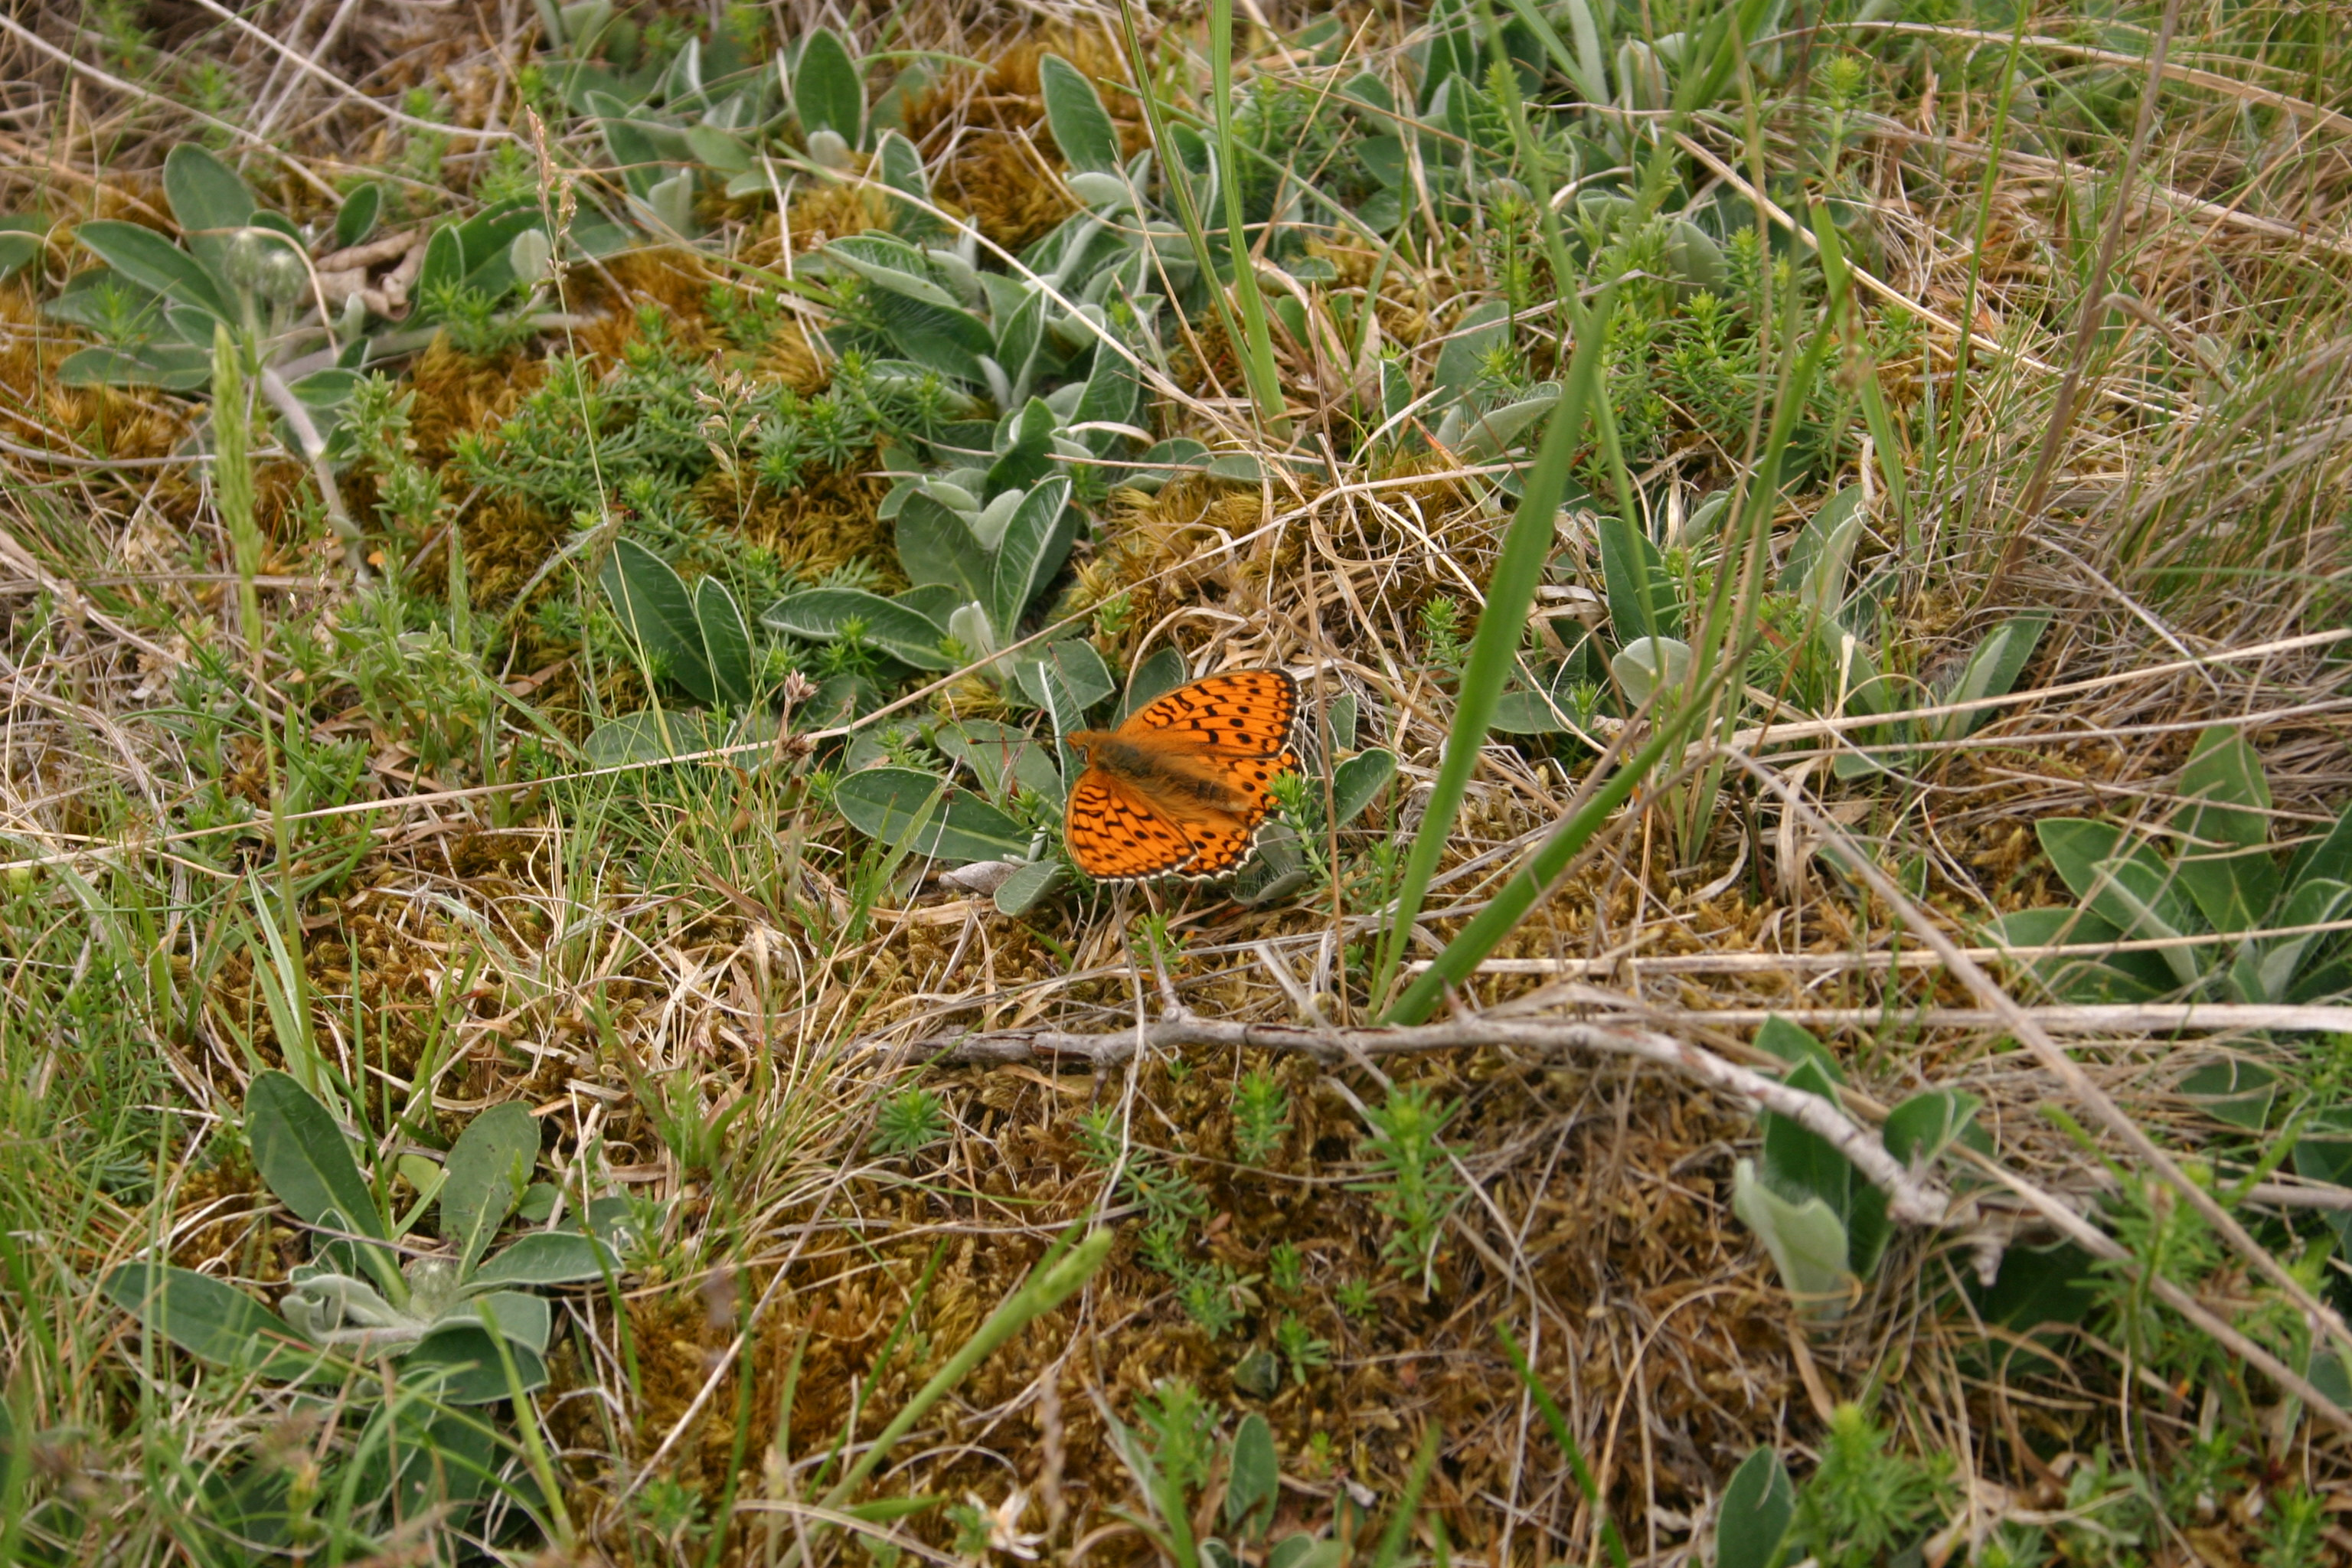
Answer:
[1062,669,1301,881]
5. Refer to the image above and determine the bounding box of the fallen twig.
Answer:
[910,1013,1951,1226]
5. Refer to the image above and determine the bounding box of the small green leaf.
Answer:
[439,1102,537,1270]
[602,538,719,705]
[1431,299,1510,402]
[247,1070,387,1241]
[335,182,383,249]
[1730,1158,1854,1319]
[1783,486,1865,625]
[583,710,728,765]
[164,145,256,234]
[1881,1089,1982,1168]
[1233,822,1312,906]
[692,576,755,706]
[993,857,1065,916]
[1224,1411,1279,1536]
[399,1323,547,1404]
[1599,518,1676,644]
[793,28,864,145]
[894,493,993,603]
[1714,1447,1795,1568]
[1039,54,1122,175]
[989,477,1076,633]
[1014,639,1114,717]
[1929,612,2048,742]
[1610,635,1690,707]
[1330,748,1397,825]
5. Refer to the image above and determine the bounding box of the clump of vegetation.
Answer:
[5,0,2352,1561]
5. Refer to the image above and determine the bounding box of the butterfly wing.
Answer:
[1120,669,1299,758]
[1168,746,1299,875]
[1070,669,1303,882]
[1065,769,1198,880]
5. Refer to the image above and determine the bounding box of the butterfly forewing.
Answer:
[1120,669,1298,756]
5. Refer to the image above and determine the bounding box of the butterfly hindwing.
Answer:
[1065,773,1196,880]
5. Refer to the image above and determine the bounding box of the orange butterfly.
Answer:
[1063,668,1302,881]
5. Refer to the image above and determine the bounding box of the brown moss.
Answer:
[726,459,897,586]
[408,336,542,466]
[898,30,1141,251]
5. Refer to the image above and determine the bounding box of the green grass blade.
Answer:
[1207,0,1289,437]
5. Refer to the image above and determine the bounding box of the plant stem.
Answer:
[214,323,316,1078]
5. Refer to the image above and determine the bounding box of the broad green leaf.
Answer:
[583,710,728,765]
[164,145,256,234]
[1664,218,1725,294]
[2038,819,2209,985]
[0,220,44,280]
[103,1263,322,1382]
[1119,647,1189,720]
[692,576,755,706]
[1039,54,1122,175]
[993,857,1065,915]
[2177,1058,2277,1131]
[1611,635,1690,708]
[1431,299,1510,402]
[601,537,718,705]
[1269,1537,1345,1568]
[1881,1089,1983,1168]
[73,221,232,322]
[793,28,864,145]
[826,236,970,312]
[986,397,1061,495]
[2087,852,2210,987]
[335,182,383,249]
[1331,748,1397,825]
[1715,1447,1795,1568]
[1962,1240,2099,1377]
[1224,1411,1279,1536]
[1730,1158,1854,1318]
[1599,517,1676,644]
[1930,612,2049,742]
[989,477,1075,632]
[439,1102,537,1270]
[1233,822,1312,906]
[894,493,992,603]
[55,345,213,390]
[931,719,1053,800]
[834,766,1030,864]
[1454,390,1561,461]
[2173,725,2279,936]
[247,1070,387,1241]
[1752,1020,1887,1278]
[458,1291,550,1354]
[414,224,464,301]
[2286,801,2352,893]
[1784,486,1864,625]
[1983,905,2172,1004]
[1073,336,1141,451]
[470,1230,617,1288]
[1321,690,1360,755]
[762,586,954,670]
[2233,877,2352,1004]
[400,1323,546,1404]
[1014,639,1114,717]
